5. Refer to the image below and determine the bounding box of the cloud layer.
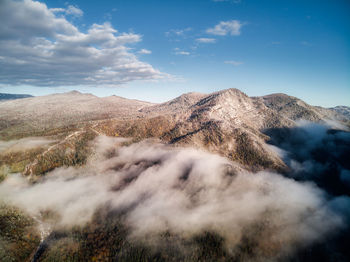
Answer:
[0,0,168,87]
[1,135,348,260]
[267,121,350,197]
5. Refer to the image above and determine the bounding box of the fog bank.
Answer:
[0,135,348,259]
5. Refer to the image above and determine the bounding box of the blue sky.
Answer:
[0,0,349,107]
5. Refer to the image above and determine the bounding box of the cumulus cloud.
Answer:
[0,0,169,87]
[224,60,244,66]
[0,135,348,260]
[196,38,216,43]
[206,20,243,36]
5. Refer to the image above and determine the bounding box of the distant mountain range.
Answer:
[0,92,33,101]
[331,105,350,119]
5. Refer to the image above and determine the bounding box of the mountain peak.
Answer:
[140,91,207,114]
[169,92,206,105]
[67,90,82,95]
[193,88,250,109]
[218,88,248,96]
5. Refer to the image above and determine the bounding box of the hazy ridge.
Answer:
[0,92,33,101]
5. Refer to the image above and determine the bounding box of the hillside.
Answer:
[331,106,350,120]
[0,91,153,139]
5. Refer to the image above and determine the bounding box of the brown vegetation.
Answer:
[0,204,40,262]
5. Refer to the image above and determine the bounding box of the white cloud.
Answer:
[175,51,190,56]
[172,47,192,57]
[224,60,243,66]
[138,49,152,54]
[0,0,169,87]
[50,5,83,18]
[0,137,345,256]
[206,20,243,36]
[165,27,192,38]
[50,7,66,13]
[66,5,83,17]
[196,38,216,43]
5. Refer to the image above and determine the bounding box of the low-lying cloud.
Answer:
[0,137,55,153]
[0,135,349,260]
[267,121,350,197]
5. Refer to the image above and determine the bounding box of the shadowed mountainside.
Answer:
[0,93,33,101]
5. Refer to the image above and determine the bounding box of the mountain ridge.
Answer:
[0,88,348,157]
[2,87,348,178]
[0,93,33,101]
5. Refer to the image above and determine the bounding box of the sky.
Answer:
[0,0,349,107]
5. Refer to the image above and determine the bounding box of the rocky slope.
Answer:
[258,93,350,124]
[331,105,350,120]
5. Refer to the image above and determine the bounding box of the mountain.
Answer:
[0,90,153,139]
[1,88,348,177]
[259,93,333,121]
[331,105,350,120]
[140,92,207,114]
[0,93,33,101]
[1,88,350,262]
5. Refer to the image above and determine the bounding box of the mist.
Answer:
[266,121,350,197]
[1,135,349,260]
[0,137,55,153]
